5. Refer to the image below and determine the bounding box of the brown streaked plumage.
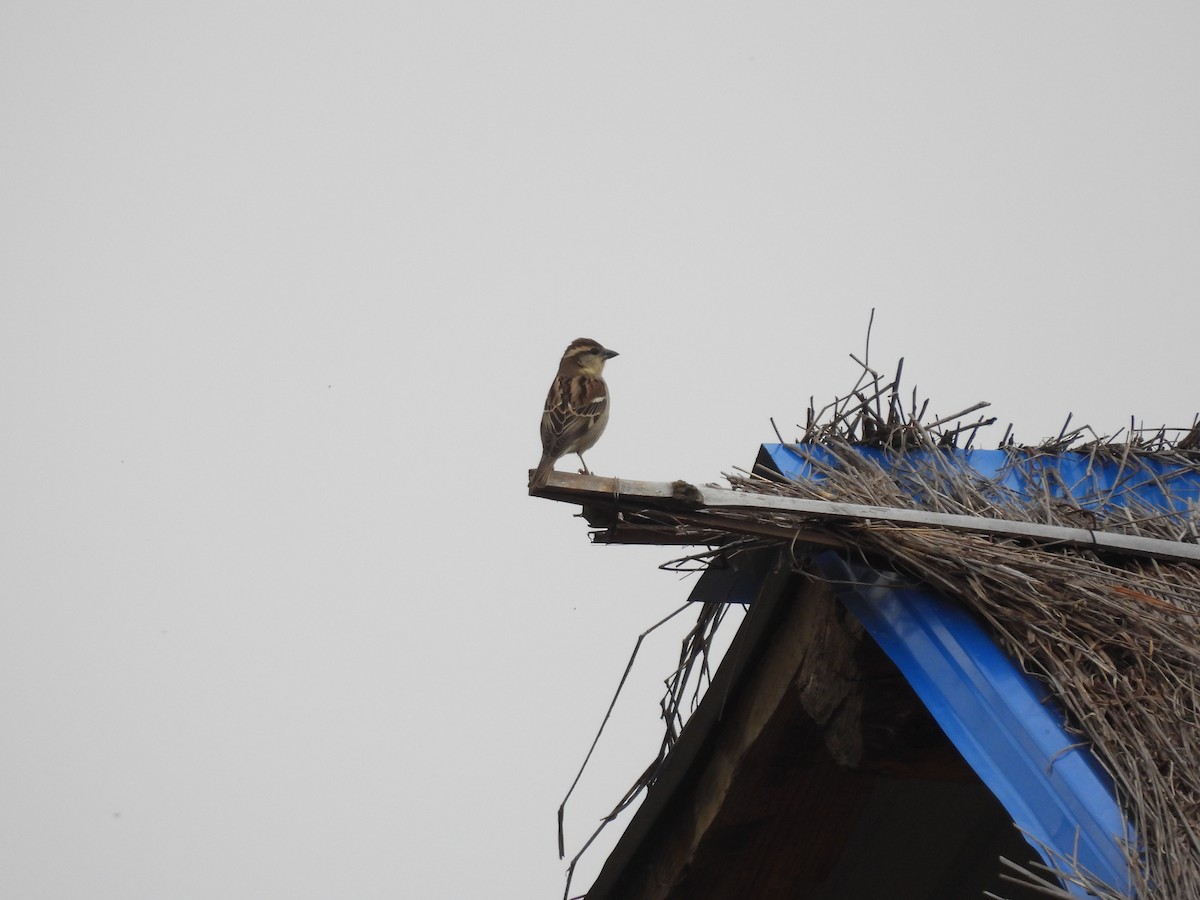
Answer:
[530,338,619,489]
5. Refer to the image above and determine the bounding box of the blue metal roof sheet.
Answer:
[815,553,1132,897]
[761,442,1200,514]
[737,442,1196,895]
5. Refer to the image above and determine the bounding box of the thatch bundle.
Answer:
[719,362,1200,899]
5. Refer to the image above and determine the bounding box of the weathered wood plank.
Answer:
[691,484,1200,564]
[531,471,1200,564]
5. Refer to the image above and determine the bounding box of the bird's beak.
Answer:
[602,348,619,359]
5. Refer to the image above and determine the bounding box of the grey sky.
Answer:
[2,4,1198,897]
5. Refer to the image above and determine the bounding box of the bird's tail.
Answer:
[529,455,556,490]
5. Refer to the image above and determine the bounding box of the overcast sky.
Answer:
[3,3,1198,898]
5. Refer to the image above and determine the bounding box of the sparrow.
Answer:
[530,338,619,489]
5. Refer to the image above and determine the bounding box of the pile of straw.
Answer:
[724,360,1200,899]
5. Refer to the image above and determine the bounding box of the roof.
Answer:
[535,427,1200,899]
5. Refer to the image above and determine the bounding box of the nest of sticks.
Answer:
[719,356,1200,899]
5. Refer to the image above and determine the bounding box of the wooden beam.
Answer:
[530,470,1200,565]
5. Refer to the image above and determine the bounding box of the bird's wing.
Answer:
[541,375,607,458]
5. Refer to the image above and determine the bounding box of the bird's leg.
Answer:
[576,453,591,475]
